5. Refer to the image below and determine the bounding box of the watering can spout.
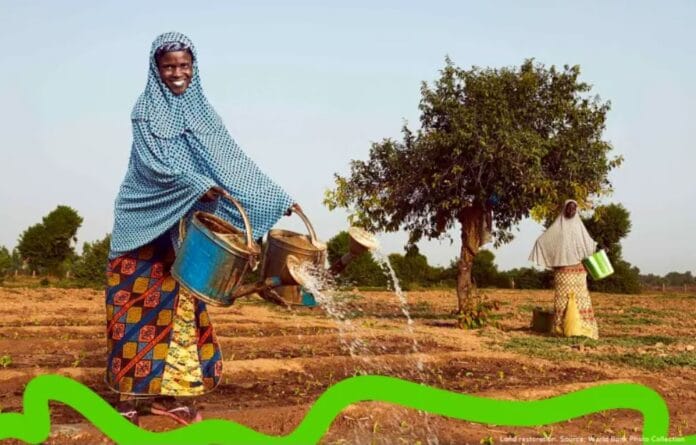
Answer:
[228,276,283,303]
[328,227,379,275]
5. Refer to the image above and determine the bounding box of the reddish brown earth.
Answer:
[0,286,694,444]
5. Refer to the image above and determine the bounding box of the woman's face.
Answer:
[156,50,193,95]
[564,201,577,218]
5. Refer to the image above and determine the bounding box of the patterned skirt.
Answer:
[105,235,223,396]
[552,264,599,340]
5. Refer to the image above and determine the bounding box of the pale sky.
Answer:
[0,1,694,275]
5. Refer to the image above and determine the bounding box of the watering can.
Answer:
[260,212,379,306]
[172,192,283,307]
[172,190,379,307]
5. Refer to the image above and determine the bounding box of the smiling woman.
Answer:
[105,32,299,428]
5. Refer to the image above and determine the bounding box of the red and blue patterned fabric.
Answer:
[105,235,222,395]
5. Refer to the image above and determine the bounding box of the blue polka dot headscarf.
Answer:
[110,32,294,258]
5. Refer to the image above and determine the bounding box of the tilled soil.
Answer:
[0,287,694,444]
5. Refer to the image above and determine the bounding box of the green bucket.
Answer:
[582,249,614,280]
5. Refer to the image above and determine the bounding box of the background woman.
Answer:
[106,32,298,426]
[529,200,599,339]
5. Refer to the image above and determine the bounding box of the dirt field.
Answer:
[0,285,694,444]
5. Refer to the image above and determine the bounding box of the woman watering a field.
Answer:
[106,32,298,426]
[529,200,599,339]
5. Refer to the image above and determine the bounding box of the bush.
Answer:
[73,235,111,288]
[326,231,388,288]
[0,246,12,278]
[456,291,501,329]
[589,259,642,294]
[471,250,499,288]
[499,267,553,289]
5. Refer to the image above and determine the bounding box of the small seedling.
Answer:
[480,436,494,445]
[0,355,12,368]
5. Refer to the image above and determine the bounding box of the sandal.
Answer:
[115,401,141,427]
[149,397,202,425]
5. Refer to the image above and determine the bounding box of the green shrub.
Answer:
[73,235,111,288]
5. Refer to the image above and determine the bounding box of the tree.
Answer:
[582,203,631,260]
[471,249,499,288]
[582,203,641,294]
[325,58,621,314]
[73,234,111,287]
[0,247,12,279]
[388,245,435,290]
[17,206,83,274]
[326,231,387,287]
[663,271,695,286]
[498,267,554,289]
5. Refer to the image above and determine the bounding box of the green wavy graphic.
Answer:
[0,374,692,444]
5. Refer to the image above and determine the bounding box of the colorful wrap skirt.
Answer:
[552,264,599,340]
[105,235,223,396]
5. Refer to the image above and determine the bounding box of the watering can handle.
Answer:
[178,190,257,257]
[289,207,319,246]
[220,192,257,254]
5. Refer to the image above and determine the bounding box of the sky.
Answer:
[0,1,694,275]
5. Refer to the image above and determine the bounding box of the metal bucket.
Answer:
[582,249,614,280]
[260,209,326,305]
[172,193,260,307]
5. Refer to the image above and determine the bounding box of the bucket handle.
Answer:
[288,207,320,247]
[178,190,258,262]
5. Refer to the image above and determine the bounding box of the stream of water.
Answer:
[289,244,438,444]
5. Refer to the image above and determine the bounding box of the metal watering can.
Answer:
[260,214,380,306]
[172,192,282,307]
[172,191,379,307]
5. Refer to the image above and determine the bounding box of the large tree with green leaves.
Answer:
[73,234,111,287]
[17,205,83,274]
[325,58,622,313]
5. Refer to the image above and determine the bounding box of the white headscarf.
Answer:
[528,200,597,268]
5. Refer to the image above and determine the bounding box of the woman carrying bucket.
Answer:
[106,32,298,426]
[529,200,599,339]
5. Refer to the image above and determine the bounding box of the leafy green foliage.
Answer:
[582,203,631,260]
[326,58,620,242]
[0,355,12,368]
[387,245,440,290]
[326,231,387,287]
[457,292,501,329]
[73,234,111,288]
[443,250,554,289]
[590,259,642,294]
[325,58,620,313]
[499,268,554,290]
[640,271,695,289]
[17,205,83,275]
[0,247,12,278]
[582,203,641,294]
[471,249,499,287]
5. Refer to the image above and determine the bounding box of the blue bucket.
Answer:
[172,194,260,307]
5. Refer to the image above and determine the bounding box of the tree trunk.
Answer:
[456,205,484,314]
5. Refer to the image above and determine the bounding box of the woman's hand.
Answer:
[285,202,303,216]
[200,186,226,203]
